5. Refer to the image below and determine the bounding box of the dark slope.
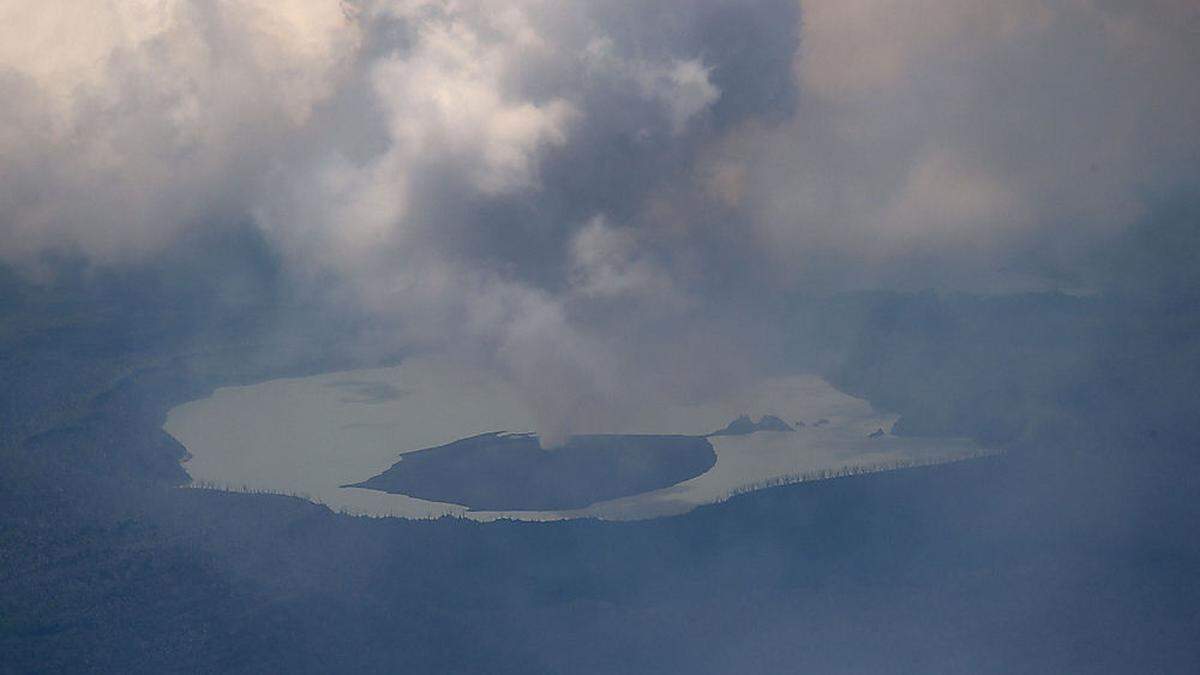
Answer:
[345,432,715,511]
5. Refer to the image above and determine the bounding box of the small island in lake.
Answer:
[343,432,716,511]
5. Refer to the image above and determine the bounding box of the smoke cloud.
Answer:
[2,0,1198,441]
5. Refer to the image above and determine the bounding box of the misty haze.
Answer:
[2,1,1198,673]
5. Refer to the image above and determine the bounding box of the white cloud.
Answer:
[0,0,360,264]
[585,37,720,135]
[569,216,683,304]
[371,17,575,195]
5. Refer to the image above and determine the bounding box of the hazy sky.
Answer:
[2,1,1198,440]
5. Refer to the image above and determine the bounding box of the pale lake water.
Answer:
[163,355,989,521]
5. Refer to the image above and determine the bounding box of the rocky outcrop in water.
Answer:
[709,414,795,437]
